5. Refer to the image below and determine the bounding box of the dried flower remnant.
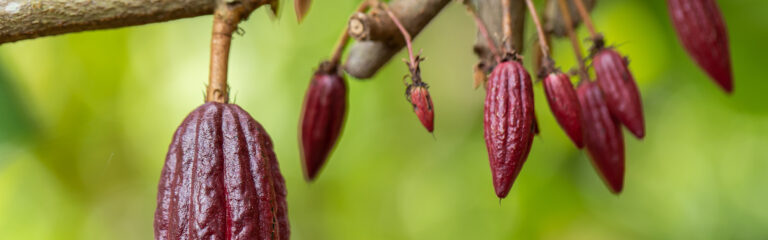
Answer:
[407,81,435,132]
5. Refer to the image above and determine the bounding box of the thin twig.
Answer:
[557,0,590,82]
[330,0,374,69]
[207,8,241,103]
[573,0,599,40]
[466,5,501,63]
[343,0,452,79]
[525,0,550,59]
[501,0,514,52]
[383,7,417,70]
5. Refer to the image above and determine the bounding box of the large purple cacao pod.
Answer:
[154,102,289,240]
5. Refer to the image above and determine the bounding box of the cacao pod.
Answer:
[542,72,584,148]
[667,0,733,93]
[593,49,645,139]
[154,102,289,240]
[407,82,435,132]
[577,82,625,193]
[300,71,347,181]
[483,60,535,199]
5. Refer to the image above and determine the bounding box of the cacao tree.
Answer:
[0,0,757,239]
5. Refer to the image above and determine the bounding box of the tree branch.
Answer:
[0,0,276,45]
[348,10,397,42]
[329,0,373,71]
[468,0,525,76]
[343,0,451,79]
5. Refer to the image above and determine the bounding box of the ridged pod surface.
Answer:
[577,82,625,194]
[300,72,347,181]
[542,72,583,148]
[407,82,435,132]
[667,0,732,92]
[593,49,645,139]
[483,60,535,199]
[154,102,289,240]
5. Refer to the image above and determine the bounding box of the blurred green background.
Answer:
[1,0,767,239]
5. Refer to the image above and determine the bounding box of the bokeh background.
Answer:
[1,0,767,239]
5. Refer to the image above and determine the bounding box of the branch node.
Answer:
[343,0,452,79]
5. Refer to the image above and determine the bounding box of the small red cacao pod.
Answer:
[407,82,435,132]
[667,0,733,92]
[483,60,535,199]
[300,72,347,181]
[154,102,289,240]
[577,82,625,194]
[593,49,645,139]
[542,72,584,148]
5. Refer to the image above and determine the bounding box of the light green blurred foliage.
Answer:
[0,0,767,239]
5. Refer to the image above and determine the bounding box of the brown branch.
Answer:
[330,0,374,70]
[348,10,397,42]
[343,0,451,79]
[471,0,525,54]
[466,0,524,78]
[0,0,276,45]
[466,5,501,64]
[501,0,514,53]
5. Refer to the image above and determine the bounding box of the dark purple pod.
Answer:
[483,60,535,199]
[593,49,645,139]
[300,70,347,181]
[154,102,289,240]
[667,0,733,93]
[542,72,584,148]
[577,82,625,194]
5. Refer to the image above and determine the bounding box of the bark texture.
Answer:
[0,0,215,44]
[0,0,275,44]
[344,0,452,79]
